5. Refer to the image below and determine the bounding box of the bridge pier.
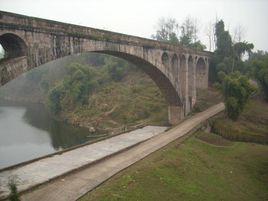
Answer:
[168,105,184,125]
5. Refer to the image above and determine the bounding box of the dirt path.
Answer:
[3,103,224,201]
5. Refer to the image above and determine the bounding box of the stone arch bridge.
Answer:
[0,11,212,125]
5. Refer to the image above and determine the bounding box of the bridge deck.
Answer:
[0,126,167,199]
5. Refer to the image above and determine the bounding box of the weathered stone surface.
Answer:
[0,10,211,124]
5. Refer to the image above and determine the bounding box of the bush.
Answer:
[8,180,20,201]
[225,97,239,120]
[48,85,62,114]
[254,61,268,101]
[222,72,255,120]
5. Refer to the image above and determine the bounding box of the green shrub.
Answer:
[222,72,255,120]
[8,180,20,201]
[225,97,239,120]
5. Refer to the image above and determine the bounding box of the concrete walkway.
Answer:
[1,103,225,201]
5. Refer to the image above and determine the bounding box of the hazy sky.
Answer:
[0,0,267,51]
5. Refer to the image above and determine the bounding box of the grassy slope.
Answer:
[80,132,268,201]
[79,90,268,201]
[212,98,268,144]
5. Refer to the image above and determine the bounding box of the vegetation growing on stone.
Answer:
[8,179,20,201]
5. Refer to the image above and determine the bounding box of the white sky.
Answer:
[0,0,267,51]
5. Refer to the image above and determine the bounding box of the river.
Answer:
[0,102,101,169]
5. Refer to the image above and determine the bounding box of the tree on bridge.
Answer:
[152,17,206,50]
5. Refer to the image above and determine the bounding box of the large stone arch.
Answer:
[0,31,185,124]
[196,57,208,89]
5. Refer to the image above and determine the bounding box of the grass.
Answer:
[79,131,268,201]
[195,131,233,146]
[211,98,268,144]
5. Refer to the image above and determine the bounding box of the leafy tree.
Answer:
[180,17,198,46]
[151,17,180,43]
[152,17,206,50]
[104,56,131,81]
[210,20,254,82]
[215,20,233,58]
[48,85,62,114]
[248,52,268,101]
[221,72,255,120]
[233,42,254,60]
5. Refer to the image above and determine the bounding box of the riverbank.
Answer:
[4,103,224,201]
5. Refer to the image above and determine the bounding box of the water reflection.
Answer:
[0,102,98,169]
[23,104,90,149]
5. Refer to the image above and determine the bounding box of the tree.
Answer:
[249,52,268,101]
[48,85,62,114]
[152,17,206,50]
[151,17,179,43]
[210,19,254,83]
[215,20,233,58]
[205,21,216,51]
[221,72,255,120]
[232,24,245,43]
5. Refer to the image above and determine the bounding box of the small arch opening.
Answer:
[162,52,169,66]
[0,33,27,61]
[196,57,207,89]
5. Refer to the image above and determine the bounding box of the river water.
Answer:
[0,102,99,169]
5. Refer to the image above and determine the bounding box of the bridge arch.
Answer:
[0,33,27,60]
[161,52,169,67]
[196,57,207,89]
